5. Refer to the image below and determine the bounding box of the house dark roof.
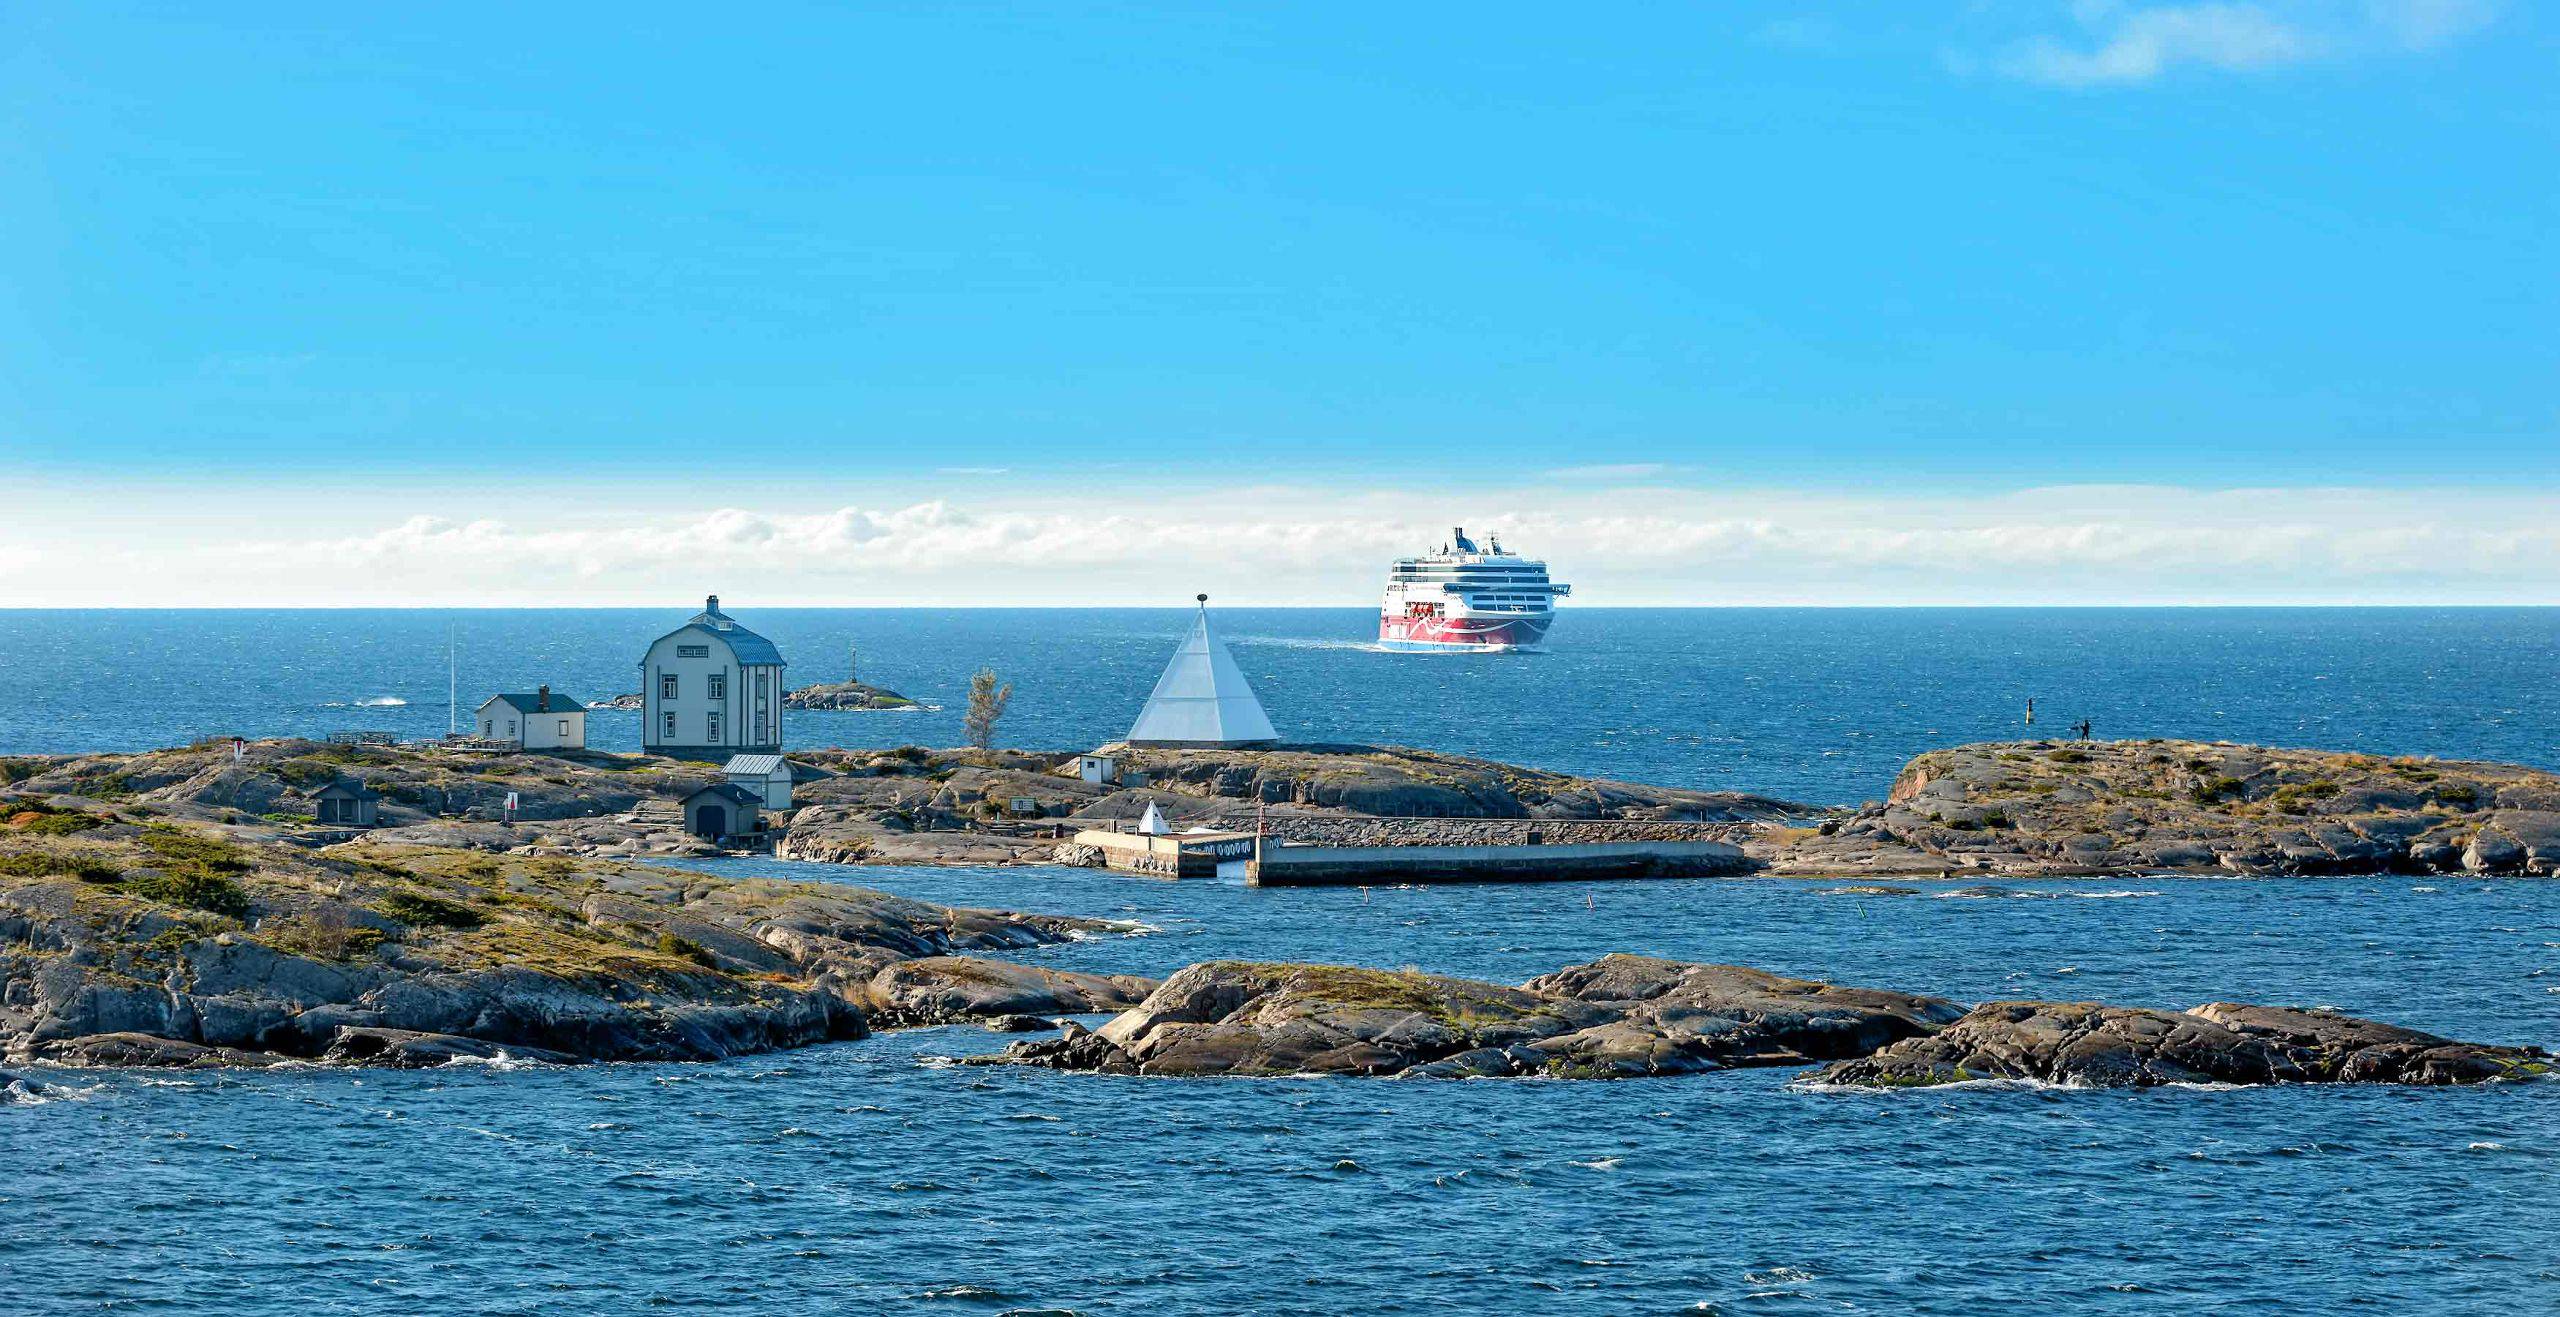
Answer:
[481,692,589,715]
[680,783,764,806]
[312,780,380,801]
[642,595,788,668]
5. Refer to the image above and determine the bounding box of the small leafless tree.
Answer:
[963,668,1012,749]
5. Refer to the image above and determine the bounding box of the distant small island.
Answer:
[593,679,920,713]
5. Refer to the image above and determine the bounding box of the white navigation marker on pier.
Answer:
[1126,593,1279,748]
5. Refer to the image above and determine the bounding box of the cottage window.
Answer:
[507,720,517,737]
[557,720,570,737]
[707,712,723,741]
[661,674,679,700]
[662,712,676,741]
[708,673,726,700]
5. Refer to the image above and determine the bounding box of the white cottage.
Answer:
[640,595,788,760]
[475,686,588,751]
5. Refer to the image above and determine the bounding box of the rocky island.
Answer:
[0,798,1151,1068]
[594,678,921,712]
[1765,738,2560,877]
[7,734,2554,1083]
[981,954,2546,1088]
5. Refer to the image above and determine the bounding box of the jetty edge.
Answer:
[977,954,2549,1089]
[0,806,1154,1069]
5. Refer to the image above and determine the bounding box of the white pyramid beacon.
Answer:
[1125,594,1280,748]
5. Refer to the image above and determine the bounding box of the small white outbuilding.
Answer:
[722,753,794,810]
[475,687,588,751]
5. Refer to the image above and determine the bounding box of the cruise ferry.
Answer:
[1377,528,1570,652]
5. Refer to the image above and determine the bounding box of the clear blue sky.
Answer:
[2,4,2555,605]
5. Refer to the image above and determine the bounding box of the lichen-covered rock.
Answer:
[856,956,1155,1027]
[980,954,1960,1079]
[1764,740,2560,877]
[1810,1000,2549,1089]
[0,818,1138,1069]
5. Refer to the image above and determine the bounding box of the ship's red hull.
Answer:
[1377,614,1551,650]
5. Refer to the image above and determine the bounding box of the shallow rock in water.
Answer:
[28,1032,282,1069]
[857,957,1156,1028]
[984,1014,1058,1033]
[1810,1000,2550,1089]
[1814,884,1921,896]
[979,954,1962,1079]
[318,1027,581,1069]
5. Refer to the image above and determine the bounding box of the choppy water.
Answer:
[8,863,2557,1313]
[2,607,2554,803]
[5,609,2559,1310]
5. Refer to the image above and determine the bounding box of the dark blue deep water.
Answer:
[2,607,2555,803]
[5,609,2558,1312]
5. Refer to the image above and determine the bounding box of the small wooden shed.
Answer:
[678,783,764,841]
[312,780,381,828]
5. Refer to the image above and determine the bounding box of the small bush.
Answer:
[2190,776,2248,806]
[2432,784,2481,809]
[273,758,341,789]
[654,932,716,966]
[265,908,388,961]
[6,800,105,835]
[0,850,122,883]
[378,890,483,929]
[126,867,252,918]
[459,858,502,881]
[139,828,249,872]
[2046,749,2089,764]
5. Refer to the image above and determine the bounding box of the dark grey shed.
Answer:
[312,780,381,828]
[677,782,764,841]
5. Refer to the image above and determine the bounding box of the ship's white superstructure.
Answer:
[1377,529,1568,652]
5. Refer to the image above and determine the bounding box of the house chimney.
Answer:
[537,685,550,712]
[706,594,719,614]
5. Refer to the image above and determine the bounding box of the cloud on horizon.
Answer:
[1984,0,2498,87]
[7,485,2556,607]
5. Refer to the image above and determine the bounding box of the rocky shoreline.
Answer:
[0,802,1153,1069]
[979,955,2547,1089]
[8,734,2555,878]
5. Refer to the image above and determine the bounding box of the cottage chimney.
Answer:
[706,594,720,614]
[537,685,550,712]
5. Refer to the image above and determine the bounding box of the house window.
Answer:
[708,673,726,700]
[707,712,723,741]
[481,719,492,736]
[507,719,517,737]
[557,720,570,736]
[662,712,676,741]
[678,644,709,658]
[661,674,679,700]
[755,671,768,696]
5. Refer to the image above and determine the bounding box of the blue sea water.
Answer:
[4,608,2559,1312]
[2,607,2555,803]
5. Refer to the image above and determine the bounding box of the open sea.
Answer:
[5,608,2558,1312]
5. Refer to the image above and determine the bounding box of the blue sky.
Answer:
[2,3,2555,604]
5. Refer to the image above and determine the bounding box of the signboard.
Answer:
[503,791,519,823]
